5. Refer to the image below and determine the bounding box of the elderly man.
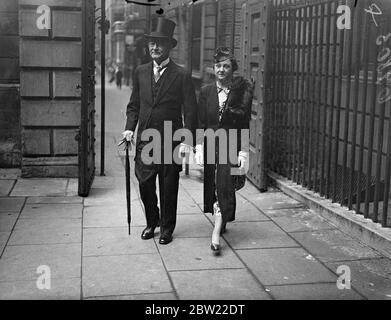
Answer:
[122,17,198,245]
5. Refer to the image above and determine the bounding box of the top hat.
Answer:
[144,17,177,48]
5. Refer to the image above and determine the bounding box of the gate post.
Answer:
[241,0,273,191]
[19,0,83,177]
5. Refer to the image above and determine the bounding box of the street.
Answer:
[0,78,390,300]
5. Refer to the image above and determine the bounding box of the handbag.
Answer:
[233,172,246,191]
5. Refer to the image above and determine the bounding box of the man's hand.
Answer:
[122,130,134,142]
[195,144,203,166]
[238,151,249,174]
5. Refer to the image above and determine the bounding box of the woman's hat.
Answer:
[214,47,238,71]
[144,17,177,48]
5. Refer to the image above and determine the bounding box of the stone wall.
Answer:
[19,0,82,177]
[0,0,21,168]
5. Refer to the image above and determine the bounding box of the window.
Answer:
[191,3,205,77]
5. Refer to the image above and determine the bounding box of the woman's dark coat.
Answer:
[197,76,254,219]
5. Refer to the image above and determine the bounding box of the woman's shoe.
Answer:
[210,243,221,255]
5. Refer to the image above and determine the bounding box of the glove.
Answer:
[122,130,134,142]
[195,144,203,166]
[238,151,249,174]
[179,143,191,158]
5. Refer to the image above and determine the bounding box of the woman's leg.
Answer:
[216,163,236,225]
[211,201,223,246]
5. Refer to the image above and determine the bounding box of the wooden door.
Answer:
[241,0,271,191]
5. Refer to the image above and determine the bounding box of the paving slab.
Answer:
[238,182,277,196]
[170,269,271,300]
[326,258,391,300]
[182,186,203,205]
[0,169,21,180]
[20,203,83,219]
[237,247,337,286]
[83,187,136,206]
[83,204,146,228]
[243,191,304,210]
[0,197,25,213]
[10,179,68,197]
[86,292,176,300]
[0,231,10,253]
[174,214,212,238]
[290,229,382,262]
[66,179,78,196]
[91,176,124,189]
[0,243,81,281]
[9,219,81,245]
[82,254,172,298]
[0,212,19,232]
[234,200,270,222]
[26,196,83,204]
[177,193,203,214]
[0,278,81,300]
[223,221,299,249]
[0,180,15,196]
[83,226,158,257]
[266,283,363,300]
[263,207,336,233]
[158,237,243,271]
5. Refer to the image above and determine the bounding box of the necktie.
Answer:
[154,66,162,82]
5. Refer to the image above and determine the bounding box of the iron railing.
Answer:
[266,0,391,227]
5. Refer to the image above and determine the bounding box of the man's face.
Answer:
[148,38,172,63]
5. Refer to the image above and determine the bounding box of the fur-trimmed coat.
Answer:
[197,76,254,135]
[197,76,254,215]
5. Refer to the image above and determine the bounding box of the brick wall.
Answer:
[0,0,21,168]
[19,0,82,177]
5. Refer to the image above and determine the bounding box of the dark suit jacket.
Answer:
[125,60,198,149]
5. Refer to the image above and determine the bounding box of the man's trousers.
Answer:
[135,151,180,236]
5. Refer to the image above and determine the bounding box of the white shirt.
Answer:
[153,57,170,78]
[216,82,230,121]
[216,82,230,108]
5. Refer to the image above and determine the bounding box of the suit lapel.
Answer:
[154,61,179,106]
[143,62,153,106]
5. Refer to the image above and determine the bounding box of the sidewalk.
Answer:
[1,83,391,300]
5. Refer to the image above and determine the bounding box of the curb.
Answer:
[268,171,391,260]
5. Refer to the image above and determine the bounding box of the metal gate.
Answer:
[78,0,96,197]
[266,0,391,227]
[241,0,272,191]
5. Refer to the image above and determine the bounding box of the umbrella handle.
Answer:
[118,137,134,150]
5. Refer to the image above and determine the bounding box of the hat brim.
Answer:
[144,34,177,48]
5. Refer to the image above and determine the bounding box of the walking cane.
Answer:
[119,137,132,235]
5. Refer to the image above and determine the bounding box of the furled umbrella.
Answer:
[119,137,133,235]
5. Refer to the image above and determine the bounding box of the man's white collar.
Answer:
[154,58,170,69]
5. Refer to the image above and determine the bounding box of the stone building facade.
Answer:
[0,0,21,168]
[18,0,83,177]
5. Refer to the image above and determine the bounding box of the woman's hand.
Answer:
[238,151,249,173]
[195,144,204,166]
[122,130,134,142]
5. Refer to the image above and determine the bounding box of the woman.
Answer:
[195,47,254,255]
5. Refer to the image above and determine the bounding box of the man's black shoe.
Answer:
[159,234,173,245]
[141,227,155,240]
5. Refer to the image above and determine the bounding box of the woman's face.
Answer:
[214,58,233,82]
